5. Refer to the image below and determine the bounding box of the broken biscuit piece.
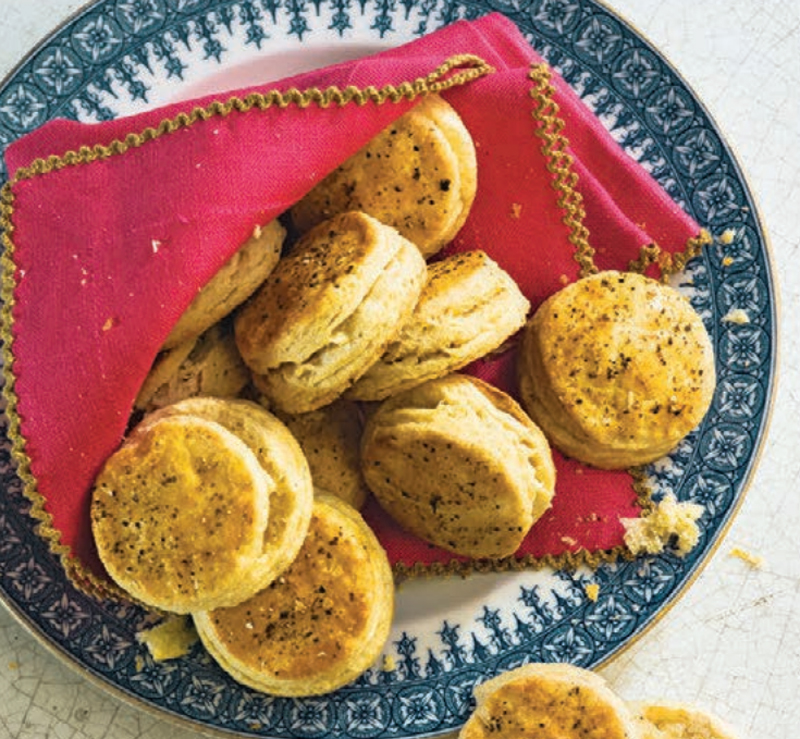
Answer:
[621,494,704,557]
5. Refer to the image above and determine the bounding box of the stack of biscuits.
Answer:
[91,92,715,698]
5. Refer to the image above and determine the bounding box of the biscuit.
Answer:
[361,374,555,559]
[290,95,477,257]
[348,250,530,401]
[163,218,285,349]
[459,663,641,739]
[235,211,427,413]
[193,495,394,696]
[135,321,249,412]
[518,270,716,469]
[134,335,198,411]
[90,414,273,613]
[630,701,740,739]
[276,399,367,509]
[145,397,314,595]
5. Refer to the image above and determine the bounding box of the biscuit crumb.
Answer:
[7,661,18,670]
[721,255,734,266]
[252,224,263,239]
[718,229,736,245]
[729,546,764,569]
[621,494,704,557]
[584,583,600,602]
[722,308,750,324]
[151,239,161,254]
[382,654,396,672]
[137,616,198,662]
[559,273,570,286]
[510,202,523,219]
[102,317,115,332]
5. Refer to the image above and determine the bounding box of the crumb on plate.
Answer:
[621,494,704,557]
[137,615,198,662]
[722,308,750,324]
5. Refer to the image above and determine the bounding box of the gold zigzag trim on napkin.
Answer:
[2,53,493,187]
[629,229,713,281]
[0,54,495,603]
[528,63,597,279]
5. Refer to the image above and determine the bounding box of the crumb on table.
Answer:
[729,546,765,569]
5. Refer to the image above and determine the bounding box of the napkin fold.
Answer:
[1,13,708,598]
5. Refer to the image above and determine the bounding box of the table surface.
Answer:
[0,1,797,738]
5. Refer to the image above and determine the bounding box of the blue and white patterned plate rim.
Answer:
[0,1,776,737]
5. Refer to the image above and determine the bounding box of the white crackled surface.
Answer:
[0,1,798,738]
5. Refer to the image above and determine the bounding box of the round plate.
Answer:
[0,1,775,737]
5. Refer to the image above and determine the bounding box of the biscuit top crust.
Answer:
[461,664,637,739]
[90,415,271,609]
[529,270,715,452]
[234,211,402,373]
[290,94,474,257]
[144,397,313,567]
[386,250,529,357]
[203,497,386,682]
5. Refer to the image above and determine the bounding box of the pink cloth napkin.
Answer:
[2,13,705,596]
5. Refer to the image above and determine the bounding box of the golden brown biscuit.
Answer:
[290,95,476,257]
[518,270,716,469]
[348,250,530,401]
[163,219,285,349]
[361,374,555,559]
[145,397,314,595]
[90,414,273,613]
[459,663,641,739]
[276,399,367,509]
[235,211,427,413]
[135,322,249,412]
[630,701,740,739]
[193,495,394,696]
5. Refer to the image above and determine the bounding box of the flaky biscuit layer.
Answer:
[349,250,529,401]
[362,374,555,559]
